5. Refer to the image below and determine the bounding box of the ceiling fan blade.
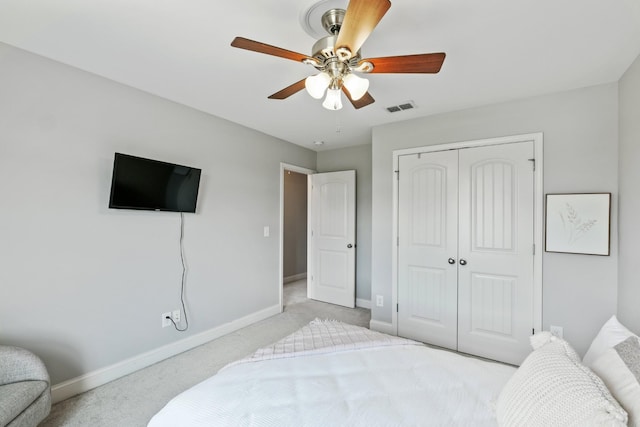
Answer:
[335,0,391,60]
[342,86,375,109]
[231,37,312,63]
[268,79,307,100]
[361,53,446,74]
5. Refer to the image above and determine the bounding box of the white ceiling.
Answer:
[1,0,639,151]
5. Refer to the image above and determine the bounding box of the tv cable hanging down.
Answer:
[168,212,190,332]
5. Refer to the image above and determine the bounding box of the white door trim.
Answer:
[391,133,544,336]
[279,163,315,313]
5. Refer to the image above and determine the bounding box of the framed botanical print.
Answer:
[545,193,611,256]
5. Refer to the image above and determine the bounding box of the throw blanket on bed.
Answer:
[223,318,420,370]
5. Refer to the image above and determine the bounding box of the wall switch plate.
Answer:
[162,312,172,328]
[550,325,563,338]
[263,226,270,237]
[172,310,181,323]
[376,295,384,307]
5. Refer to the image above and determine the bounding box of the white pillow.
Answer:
[583,315,638,367]
[496,331,628,427]
[591,336,640,427]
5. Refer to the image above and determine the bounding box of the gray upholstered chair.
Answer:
[0,346,51,427]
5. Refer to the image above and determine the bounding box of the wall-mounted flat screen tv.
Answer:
[109,153,201,213]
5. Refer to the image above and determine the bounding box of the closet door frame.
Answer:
[391,133,544,338]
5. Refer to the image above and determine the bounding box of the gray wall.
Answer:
[317,144,373,303]
[0,42,316,385]
[618,53,640,334]
[283,170,307,279]
[371,83,619,356]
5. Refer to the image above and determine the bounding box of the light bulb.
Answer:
[342,73,369,101]
[322,88,343,110]
[305,73,331,99]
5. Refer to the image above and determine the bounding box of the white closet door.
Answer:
[397,151,459,350]
[457,142,534,365]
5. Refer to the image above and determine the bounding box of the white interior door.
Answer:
[308,171,356,308]
[397,151,459,349]
[457,142,534,365]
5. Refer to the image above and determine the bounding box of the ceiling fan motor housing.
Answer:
[311,36,362,68]
[312,35,338,62]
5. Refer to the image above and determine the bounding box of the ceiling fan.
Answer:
[230,0,446,111]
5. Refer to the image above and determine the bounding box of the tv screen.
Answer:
[109,153,201,213]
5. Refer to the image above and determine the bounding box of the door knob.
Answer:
[347,244,353,248]
[448,258,456,265]
[459,259,467,266]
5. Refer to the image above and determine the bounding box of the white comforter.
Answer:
[149,320,515,427]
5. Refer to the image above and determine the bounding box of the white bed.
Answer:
[148,319,516,427]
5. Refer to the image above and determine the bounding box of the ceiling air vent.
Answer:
[386,101,416,113]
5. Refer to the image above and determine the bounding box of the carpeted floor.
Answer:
[41,280,371,426]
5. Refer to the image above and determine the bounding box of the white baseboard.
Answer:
[283,273,307,284]
[369,319,396,336]
[356,298,371,309]
[51,304,281,403]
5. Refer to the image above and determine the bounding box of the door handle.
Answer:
[448,258,456,265]
[459,259,467,266]
[347,244,353,248]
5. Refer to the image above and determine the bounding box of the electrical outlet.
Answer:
[376,295,384,307]
[172,310,181,324]
[161,312,172,328]
[550,325,563,339]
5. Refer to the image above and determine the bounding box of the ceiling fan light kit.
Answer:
[231,0,446,111]
[305,65,369,108]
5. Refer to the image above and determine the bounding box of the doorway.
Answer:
[279,163,314,311]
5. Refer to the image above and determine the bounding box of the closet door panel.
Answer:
[457,142,535,365]
[397,151,458,349]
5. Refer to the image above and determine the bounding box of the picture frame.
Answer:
[545,193,611,255]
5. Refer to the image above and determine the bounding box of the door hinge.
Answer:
[533,243,535,255]
[395,170,399,180]
[528,158,535,171]
[532,328,535,335]
[397,303,399,312]
[397,236,399,246]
